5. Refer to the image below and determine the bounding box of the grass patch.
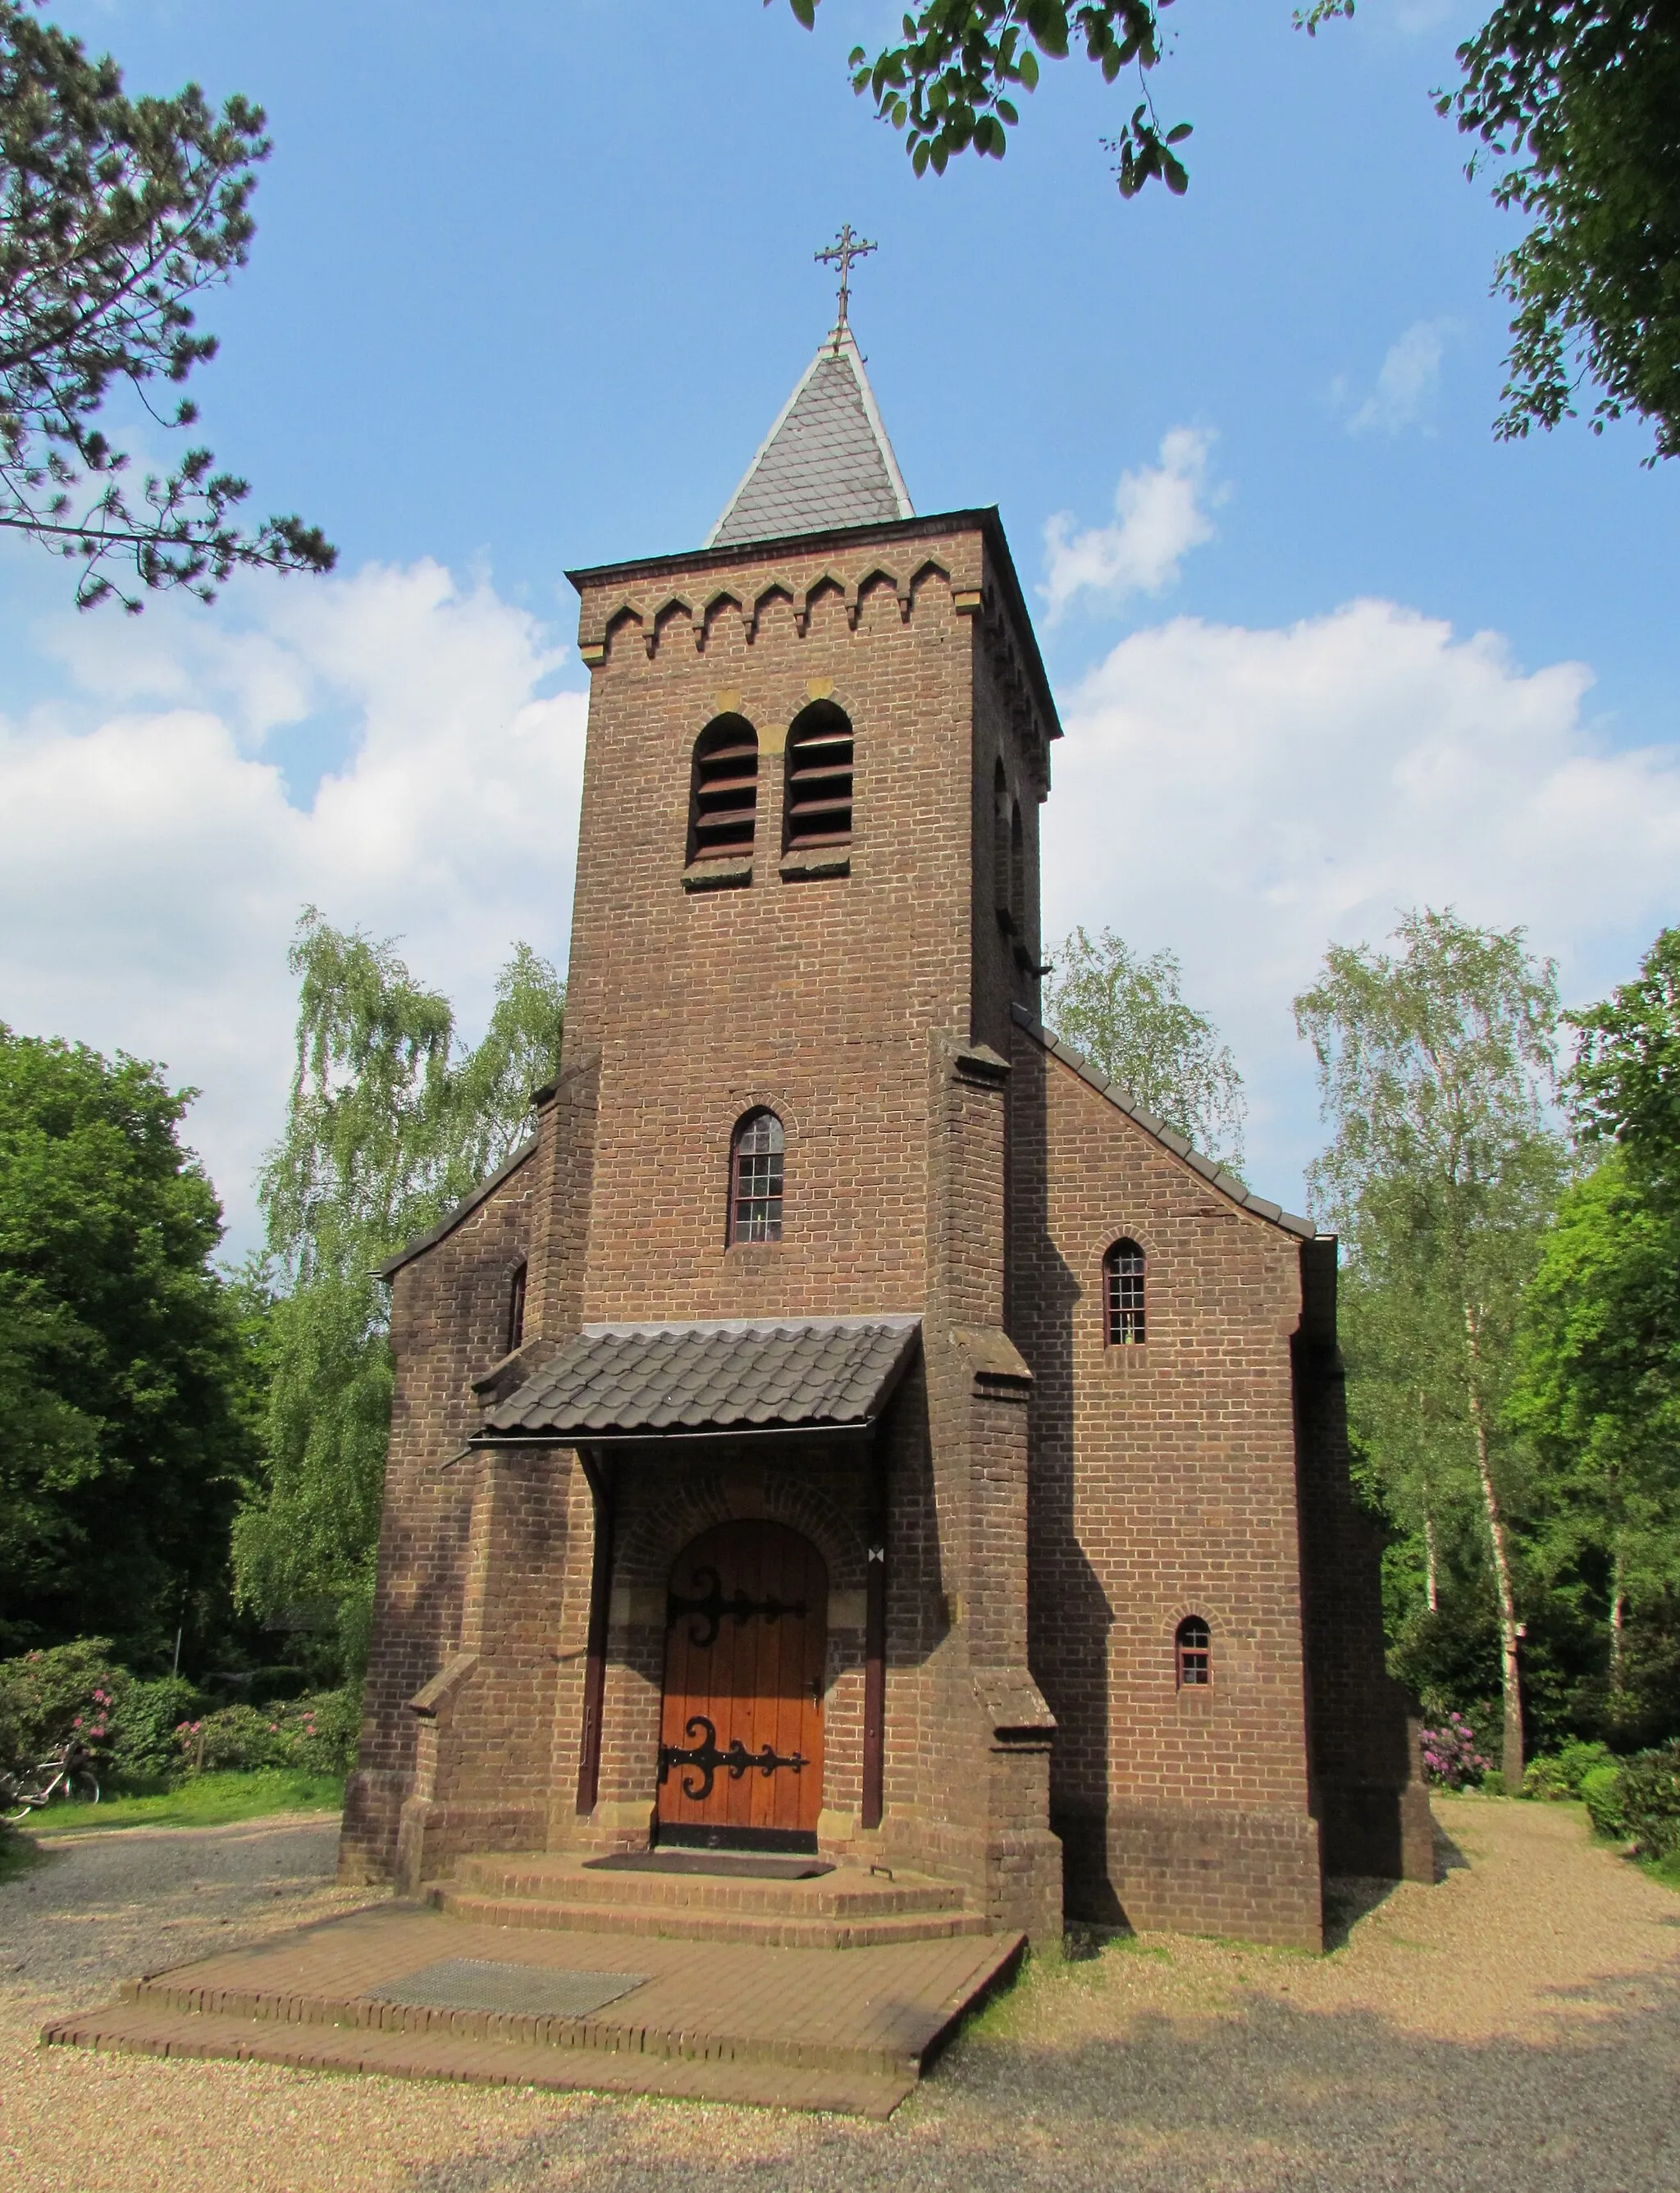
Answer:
[23,1768,344,1836]
[1638,1848,1680,1894]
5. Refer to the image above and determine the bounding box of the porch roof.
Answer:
[478,1315,921,1442]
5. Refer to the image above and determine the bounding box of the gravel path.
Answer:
[3,1797,1677,2192]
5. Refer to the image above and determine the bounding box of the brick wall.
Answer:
[1294,1241,1434,1883]
[347,496,1413,1950]
[340,1149,539,1882]
[1011,1030,1328,1949]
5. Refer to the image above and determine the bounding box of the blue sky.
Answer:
[2,0,1678,1245]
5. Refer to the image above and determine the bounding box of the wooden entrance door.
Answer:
[657,1520,827,1849]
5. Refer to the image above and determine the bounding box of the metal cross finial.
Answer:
[815,224,877,342]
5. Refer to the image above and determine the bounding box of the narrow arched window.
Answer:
[505,1260,527,1355]
[728,1109,784,1243]
[688,715,758,863]
[1176,1616,1211,1687]
[784,701,853,851]
[1104,1239,1146,1345]
[1010,800,1025,933]
[993,761,1011,925]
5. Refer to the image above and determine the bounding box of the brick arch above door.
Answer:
[612,1460,868,1597]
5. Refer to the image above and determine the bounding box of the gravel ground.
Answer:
[2,1797,1677,2192]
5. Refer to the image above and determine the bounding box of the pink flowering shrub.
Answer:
[174,1688,358,1776]
[0,1642,208,1786]
[0,1640,121,1775]
[1421,1712,1492,1789]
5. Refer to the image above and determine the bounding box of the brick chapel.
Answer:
[340,283,1431,1952]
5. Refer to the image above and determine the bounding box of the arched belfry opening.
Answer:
[688,715,759,864]
[784,701,854,852]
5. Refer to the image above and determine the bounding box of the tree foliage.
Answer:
[1043,925,1246,1168]
[1443,1,1680,460]
[784,0,1191,192]
[1,0,333,607]
[1509,1151,1680,1732]
[788,1,1679,461]
[0,1026,257,1659]
[1567,924,1680,1190]
[232,916,565,1664]
[1505,925,1680,1746]
[1294,907,1568,1777]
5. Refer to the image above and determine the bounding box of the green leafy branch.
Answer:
[778,0,1191,192]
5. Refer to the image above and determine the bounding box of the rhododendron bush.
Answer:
[1421,1713,1493,1789]
[175,1690,358,1777]
[0,1638,357,1786]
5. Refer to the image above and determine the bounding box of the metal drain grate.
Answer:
[366,1959,649,2019]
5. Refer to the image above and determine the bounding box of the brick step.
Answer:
[430,1885,990,1949]
[109,1967,923,2079]
[43,2000,915,2118]
[450,1853,966,1919]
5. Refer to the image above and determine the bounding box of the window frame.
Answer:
[1103,1238,1147,1347]
[728,1108,786,1245]
[1176,1615,1211,1688]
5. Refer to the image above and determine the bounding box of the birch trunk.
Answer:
[1464,1298,1523,1784]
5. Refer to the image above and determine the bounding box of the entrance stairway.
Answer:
[430,1853,987,1950]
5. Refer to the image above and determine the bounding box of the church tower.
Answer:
[342,267,1427,1951]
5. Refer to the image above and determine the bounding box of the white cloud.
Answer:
[1040,427,1222,620]
[8,557,1673,1249]
[1348,319,1450,436]
[1043,598,1680,1205]
[0,560,588,1253]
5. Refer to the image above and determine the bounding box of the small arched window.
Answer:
[784,701,853,851]
[688,715,759,863]
[1103,1238,1146,1345]
[1009,800,1025,934]
[1176,1616,1211,1687]
[505,1260,527,1355]
[728,1109,784,1244]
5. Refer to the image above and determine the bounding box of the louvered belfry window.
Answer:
[783,701,854,851]
[728,1109,784,1244]
[1104,1238,1146,1345]
[688,715,759,863]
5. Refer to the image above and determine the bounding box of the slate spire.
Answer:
[706,321,914,550]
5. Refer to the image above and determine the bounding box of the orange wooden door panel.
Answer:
[657,1521,827,1841]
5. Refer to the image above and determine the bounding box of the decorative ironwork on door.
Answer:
[656,1520,828,1847]
[658,1715,808,1803]
[668,1567,810,1649]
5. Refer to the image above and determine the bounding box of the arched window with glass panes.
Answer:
[1176,1616,1211,1688]
[728,1109,784,1244]
[1103,1238,1146,1345]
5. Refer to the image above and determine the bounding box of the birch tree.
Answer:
[1044,925,1247,1171]
[1294,907,1566,1780]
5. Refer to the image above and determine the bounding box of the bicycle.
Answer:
[2,1736,101,1824]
